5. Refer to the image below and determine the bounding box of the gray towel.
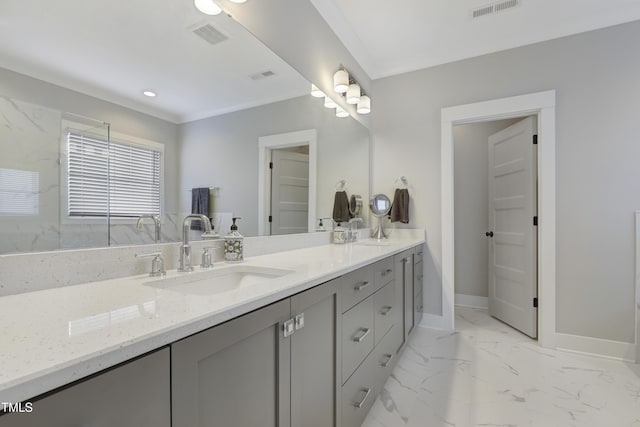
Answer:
[191,187,209,230]
[333,191,351,223]
[389,188,410,224]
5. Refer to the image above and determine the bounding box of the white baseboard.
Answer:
[455,293,489,309]
[555,332,636,363]
[419,313,452,331]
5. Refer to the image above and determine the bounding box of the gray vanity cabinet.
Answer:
[171,299,291,427]
[394,248,416,346]
[0,348,170,427]
[290,279,341,427]
[414,245,424,326]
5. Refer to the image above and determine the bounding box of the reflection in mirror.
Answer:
[0,0,370,255]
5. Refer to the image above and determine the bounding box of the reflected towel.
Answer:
[389,188,410,223]
[191,187,210,230]
[332,191,350,223]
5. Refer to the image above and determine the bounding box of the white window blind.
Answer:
[67,130,161,217]
[0,168,39,216]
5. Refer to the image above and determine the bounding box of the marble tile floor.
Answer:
[362,306,640,427]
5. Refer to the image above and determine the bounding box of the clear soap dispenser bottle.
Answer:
[224,217,244,262]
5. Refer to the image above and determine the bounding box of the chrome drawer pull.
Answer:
[354,281,370,291]
[352,327,370,342]
[380,353,394,368]
[380,306,392,316]
[353,387,372,408]
[380,268,393,277]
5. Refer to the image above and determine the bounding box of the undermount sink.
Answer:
[144,265,293,296]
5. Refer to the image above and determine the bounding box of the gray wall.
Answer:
[179,95,370,237]
[371,21,640,343]
[453,119,519,298]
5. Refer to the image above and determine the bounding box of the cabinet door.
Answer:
[403,252,415,340]
[290,279,340,427]
[171,299,291,427]
[0,348,170,427]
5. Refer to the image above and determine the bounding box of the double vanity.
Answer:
[0,234,425,426]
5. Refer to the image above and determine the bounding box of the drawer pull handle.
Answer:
[352,327,370,342]
[353,387,372,408]
[380,353,394,368]
[354,281,370,291]
[380,306,392,316]
[381,268,393,277]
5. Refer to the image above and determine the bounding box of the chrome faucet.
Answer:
[137,214,161,243]
[179,214,212,272]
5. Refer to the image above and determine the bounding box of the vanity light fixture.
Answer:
[336,106,349,118]
[346,82,361,104]
[324,96,337,109]
[333,69,349,93]
[194,0,222,15]
[143,90,157,97]
[310,84,325,98]
[356,95,371,114]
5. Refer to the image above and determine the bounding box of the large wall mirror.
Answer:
[0,0,370,255]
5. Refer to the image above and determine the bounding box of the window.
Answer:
[0,168,39,216]
[67,130,162,218]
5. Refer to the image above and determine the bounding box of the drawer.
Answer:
[414,260,423,297]
[341,346,377,427]
[342,295,375,383]
[373,281,395,344]
[371,257,394,292]
[373,325,399,392]
[339,265,374,312]
[414,245,424,264]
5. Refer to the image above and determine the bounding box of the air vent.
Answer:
[472,0,520,19]
[192,23,228,45]
[249,70,276,80]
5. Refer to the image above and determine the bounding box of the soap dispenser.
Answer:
[333,221,347,244]
[224,217,244,262]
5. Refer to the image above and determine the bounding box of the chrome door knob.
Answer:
[485,231,494,237]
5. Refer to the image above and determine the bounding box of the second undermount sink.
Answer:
[144,265,293,296]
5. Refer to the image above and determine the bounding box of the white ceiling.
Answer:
[0,0,310,123]
[310,0,640,79]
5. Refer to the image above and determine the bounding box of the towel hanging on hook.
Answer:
[335,179,347,191]
[394,176,409,189]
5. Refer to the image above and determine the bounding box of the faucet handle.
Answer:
[201,247,215,269]
[135,252,166,277]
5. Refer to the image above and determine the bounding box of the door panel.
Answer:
[271,150,309,235]
[488,116,538,338]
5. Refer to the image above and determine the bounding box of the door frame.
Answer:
[441,90,556,348]
[258,129,317,236]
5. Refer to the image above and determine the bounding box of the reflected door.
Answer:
[270,149,309,235]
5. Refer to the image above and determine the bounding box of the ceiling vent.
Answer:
[249,70,276,80]
[472,0,520,19]
[192,23,228,45]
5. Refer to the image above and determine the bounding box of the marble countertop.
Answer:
[0,236,424,403]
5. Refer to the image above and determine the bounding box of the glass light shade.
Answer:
[310,84,325,98]
[333,69,349,93]
[356,95,371,114]
[194,0,222,15]
[324,96,337,109]
[346,83,361,104]
[336,106,349,118]
[143,90,157,97]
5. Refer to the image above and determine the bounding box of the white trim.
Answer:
[455,294,489,309]
[555,333,636,363]
[441,90,557,349]
[635,211,640,363]
[419,312,449,330]
[258,129,317,236]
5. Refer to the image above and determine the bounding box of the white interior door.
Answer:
[488,116,538,338]
[270,150,309,235]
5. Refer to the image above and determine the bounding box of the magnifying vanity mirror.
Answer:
[0,0,370,255]
[369,193,391,240]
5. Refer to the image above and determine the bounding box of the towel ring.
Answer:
[394,176,409,189]
[335,180,347,191]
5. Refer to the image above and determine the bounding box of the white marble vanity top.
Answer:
[0,236,424,403]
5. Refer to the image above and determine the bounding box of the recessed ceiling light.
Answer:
[194,0,222,15]
[143,90,157,97]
